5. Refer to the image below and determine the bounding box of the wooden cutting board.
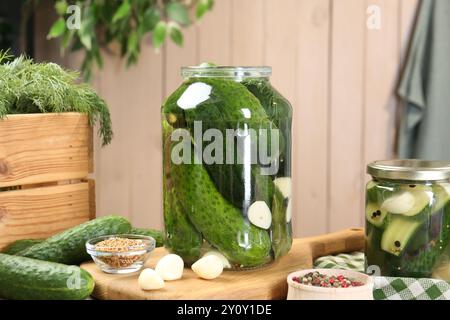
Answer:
[81,228,364,300]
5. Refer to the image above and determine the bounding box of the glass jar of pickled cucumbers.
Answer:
[161,66,293,269]
[366,160,450,279]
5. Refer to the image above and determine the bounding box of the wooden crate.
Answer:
[0,113,95,250]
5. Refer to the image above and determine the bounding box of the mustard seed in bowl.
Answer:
[86,235,156,274]
[94,237,147,252]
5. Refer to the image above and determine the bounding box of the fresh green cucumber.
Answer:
[2,239,44,255]
[271,185,292,259]
[171,160,272,267]
[0,253,94,300]
[365,202,388,228]
[163,188,203,264]
[17,215,132,265]
[130,228,164,247]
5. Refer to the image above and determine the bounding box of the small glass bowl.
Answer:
[86,234,156,274]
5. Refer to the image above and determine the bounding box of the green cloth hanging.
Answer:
[398,0,450,160]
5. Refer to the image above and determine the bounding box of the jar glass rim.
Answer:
[367,159,450,181]
[181,66,272,79]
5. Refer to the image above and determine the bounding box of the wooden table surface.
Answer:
[81,228,365,300]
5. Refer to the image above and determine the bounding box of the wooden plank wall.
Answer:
[34,0,419,237]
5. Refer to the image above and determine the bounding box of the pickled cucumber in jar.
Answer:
[161,66,293,269]
[365,160,450,278]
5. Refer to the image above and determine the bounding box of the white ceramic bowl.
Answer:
[287,269,374,300]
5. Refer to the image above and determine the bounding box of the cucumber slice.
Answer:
[381,188,431,217]
[366,181,378,203]
[379,186,450,275]
[381,216,422,256]
[397,202,450,277]
[365,224,389,273]
[433,184,450,212]
[273,177,292,223]
[365,203,388,228]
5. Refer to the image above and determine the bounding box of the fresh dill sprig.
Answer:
[0,53,112,145]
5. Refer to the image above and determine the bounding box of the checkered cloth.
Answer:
[313,252,450,300]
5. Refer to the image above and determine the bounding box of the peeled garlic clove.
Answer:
[138,268,165,290]
[192,255,224,280]
[155,254,184,281]
[203,250,231,269]
[248,201,272,229]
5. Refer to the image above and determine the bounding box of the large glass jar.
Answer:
[161,66,293,269]
[365,160,450,279]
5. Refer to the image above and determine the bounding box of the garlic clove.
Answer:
[155,254,184,281]
[191,255,224,280]
[203,250,231,269]
[138,268,165,290]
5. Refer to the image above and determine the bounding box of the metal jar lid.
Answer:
[367,159,450,181]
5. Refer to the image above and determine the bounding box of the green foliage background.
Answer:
[47,0,214,80]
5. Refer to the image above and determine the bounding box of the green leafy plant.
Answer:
[46,0,214,80]
[0,51,113,145]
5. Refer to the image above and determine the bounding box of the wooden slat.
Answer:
[231,0,265,65]
[93,53,132,221]
[0,113,91,188]
[164,26,199,97]
[88,121,94,174]
[363,0,400,225]
[264,0,298,103]
[88,179,96,220]
[0,182,91,249]
[197,0,232,65]
[364,0,400,163]
[329,0,366,231]
[94,43,164,229]
[294,0,331,237]
[264,0,299,237]
[128,47,164,229]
